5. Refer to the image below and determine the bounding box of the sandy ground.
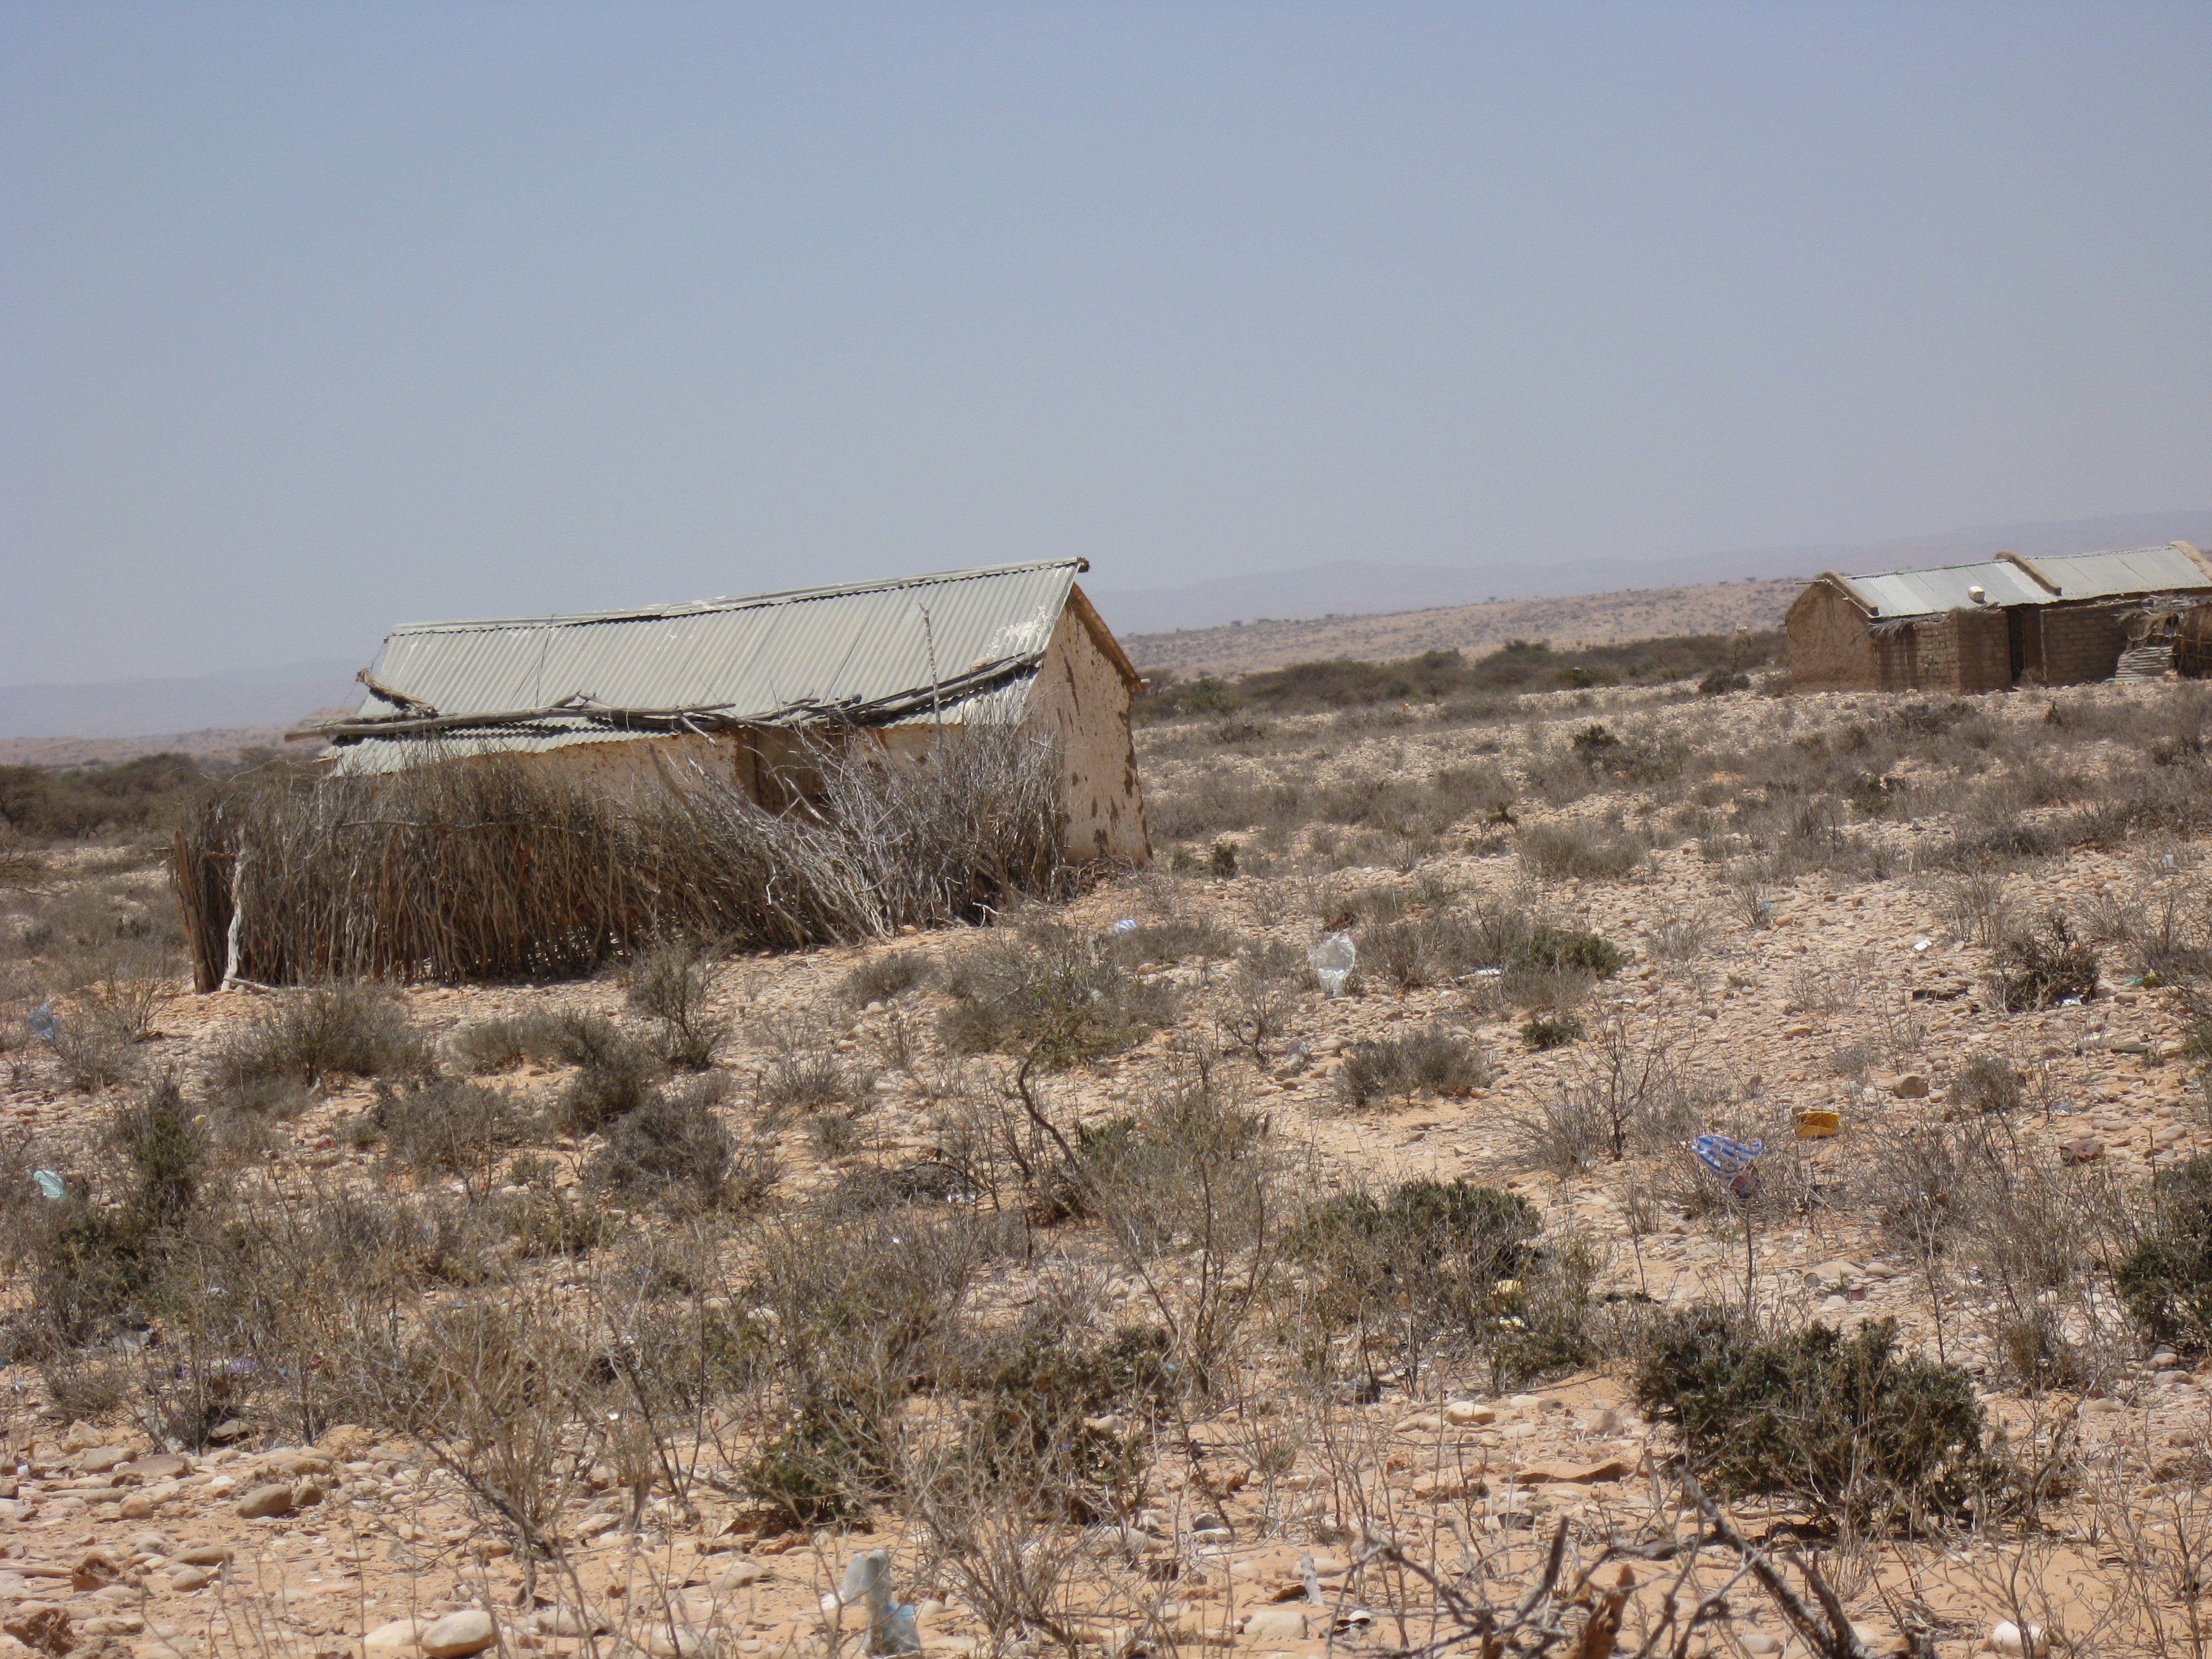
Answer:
[4,678,2211,1659]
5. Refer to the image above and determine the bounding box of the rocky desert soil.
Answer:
[1121,580,1798,679]
[6,675,2212,1659]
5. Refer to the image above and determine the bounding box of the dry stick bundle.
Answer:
[174,724,1068,987]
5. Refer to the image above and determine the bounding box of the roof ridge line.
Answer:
[385,557,1088,636]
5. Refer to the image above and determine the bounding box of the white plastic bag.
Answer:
[1310,931,1356,998]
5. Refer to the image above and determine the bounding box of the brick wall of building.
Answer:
[2038,604,2127,684]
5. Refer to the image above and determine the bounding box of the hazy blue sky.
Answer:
[6,2,2210,683]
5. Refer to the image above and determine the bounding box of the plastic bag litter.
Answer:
[1309,932,1355,999]
[27,1004,57,1045]
[30,1170,64,1201]
[1110,917,1140,933]
[1691,1133,1763,1176]
[836,1550,919,1655]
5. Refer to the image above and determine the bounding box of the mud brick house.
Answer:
[1786,542,2212,693]
[302,559,1151,864]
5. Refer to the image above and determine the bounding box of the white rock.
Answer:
[364,1618,428,1655]
[420,1609,498,1658]
[1242,1608,1308,1641]
[1990,1620,2046,1656]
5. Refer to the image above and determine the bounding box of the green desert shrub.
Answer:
[1292,1180,1589,1391]
[1635,1306,2011,1528]
[2119,1154,2212,1357]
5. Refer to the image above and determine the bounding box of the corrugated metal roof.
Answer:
[322,681,1035,775]
[1838,544,2210,619]
[313,560,1089,768]
[2019,544,2212,601]
[1837,560,2052,620]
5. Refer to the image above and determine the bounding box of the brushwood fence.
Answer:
[172,728,1068,988]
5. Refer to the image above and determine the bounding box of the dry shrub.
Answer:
[1518,817,1648,879]
[586,1076,740,1208]
[555,1030,663,1135]
[1993,911,2100,1010]
[451,1006,613,1073]
[373,1077,536,1197]
[1938,869,2016,947]
[175,723,1067,984]
[625,938,729,1069]
[1952,1049,2023,1114]
[938,923,1178,1068]
[1219,942,1301,1060]
[213,983,427,1089]
[843,950,936,1006]
[1336,1024,1490,1107]
[740,1206,998,1525]
[1514,1016,1702,1171]
[758,1015,875,1117]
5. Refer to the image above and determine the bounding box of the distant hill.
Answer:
[1088,509,2212,636]
[1125,578,1801,679]
[0,659,361,742]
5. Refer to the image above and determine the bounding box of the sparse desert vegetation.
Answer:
[14,658,2212,1656]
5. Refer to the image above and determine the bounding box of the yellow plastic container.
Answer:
[1794,1108,1840,1139]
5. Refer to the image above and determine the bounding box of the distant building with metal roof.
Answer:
[296,559,1151,863]
[1787,543,2212,693]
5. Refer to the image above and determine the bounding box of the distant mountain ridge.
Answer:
[1087,509,2212,636]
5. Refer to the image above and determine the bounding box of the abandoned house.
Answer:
[1785,542,2212,693]
[301,558,1151,865]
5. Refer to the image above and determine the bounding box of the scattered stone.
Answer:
[77,1449,131,1475]
[1411,1471,1485,1502]
[165,1566,214,1593]
[235,1483,296,1519]
[1891,1073,1930,1098]
[174,1546,233,1567]
[643,1626,717,1659]
[71,1552,119,1592]
[116,1495,151,1520]
[364,1617,429,1655]
[1443,1401,1494,1426]
[1739,1635,1782,1656]
[420,1609,499,1658]
[1242,1608,1309,1641]
[1511,1459,1631,1486]
[1393,1412,1442,1433]
[534,1607,608,1638]
[2060,1136,2104,1164]
[3,1603,72,1658]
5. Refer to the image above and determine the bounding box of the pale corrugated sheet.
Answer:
[359,560,1079,721]
[1841,544,2210,619]
[2020,545,2212,601]
[1838,560,2050,620]
[318,561,1082,771]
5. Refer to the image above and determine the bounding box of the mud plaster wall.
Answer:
[1945,608,2013,693]
[387,597,1150,866]
[2039,604,2131,684]
[1785,583,1881,691]
[452,727,834,810]
[1022,598,1151,865]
